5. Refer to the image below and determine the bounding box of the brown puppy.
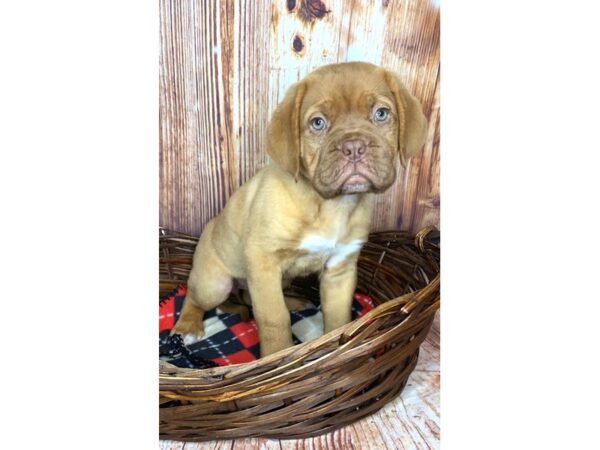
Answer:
[172,62,427,357]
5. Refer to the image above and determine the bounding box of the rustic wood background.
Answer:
[159,0,440,236]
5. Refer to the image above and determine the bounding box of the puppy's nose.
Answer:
[341,139,367,162]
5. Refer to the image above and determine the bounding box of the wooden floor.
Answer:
[160,313,440,450]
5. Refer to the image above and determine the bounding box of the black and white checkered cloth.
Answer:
[159,286,374,368]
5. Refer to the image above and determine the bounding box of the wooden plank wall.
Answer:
[160,0,440,237]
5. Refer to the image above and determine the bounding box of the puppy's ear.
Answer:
[266,81,307,179]
[384,71,428,168]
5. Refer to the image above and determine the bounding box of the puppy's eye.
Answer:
[373,108,390,122]
[310,117,327,131]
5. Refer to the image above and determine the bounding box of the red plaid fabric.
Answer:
[159,286,374,368]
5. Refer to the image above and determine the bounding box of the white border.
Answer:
[442,1,600,448]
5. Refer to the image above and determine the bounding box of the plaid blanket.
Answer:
[160,286,374,368]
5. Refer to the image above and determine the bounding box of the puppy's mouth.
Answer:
[340,173,373,194]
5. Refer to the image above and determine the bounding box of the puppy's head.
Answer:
[266,62,428,199]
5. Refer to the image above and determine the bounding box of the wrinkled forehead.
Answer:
[301,70,393,118]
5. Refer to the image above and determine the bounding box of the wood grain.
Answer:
[159,313,440,449]
[159,0,440,236]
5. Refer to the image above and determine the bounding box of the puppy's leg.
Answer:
[283,295,315,311]
[218,299,251,321]
[240,289,313,312]
[247,263,293,357]
[172,295,209,345]
[171,232,233,345]
[320,259,359,333]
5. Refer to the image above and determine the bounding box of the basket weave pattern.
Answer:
[159,227,440,441]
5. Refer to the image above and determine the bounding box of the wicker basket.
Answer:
[159,227,440,441]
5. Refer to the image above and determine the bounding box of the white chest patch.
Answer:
[298,236,364,268]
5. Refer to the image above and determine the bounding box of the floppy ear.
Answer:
[384,71,428,168]
[266,81,307,179]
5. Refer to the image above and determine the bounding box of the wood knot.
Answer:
[298,0,329,23]
[293,34,304,53]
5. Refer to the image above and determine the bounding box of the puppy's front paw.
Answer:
[171,319,205,345]
[181,333,204,346]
